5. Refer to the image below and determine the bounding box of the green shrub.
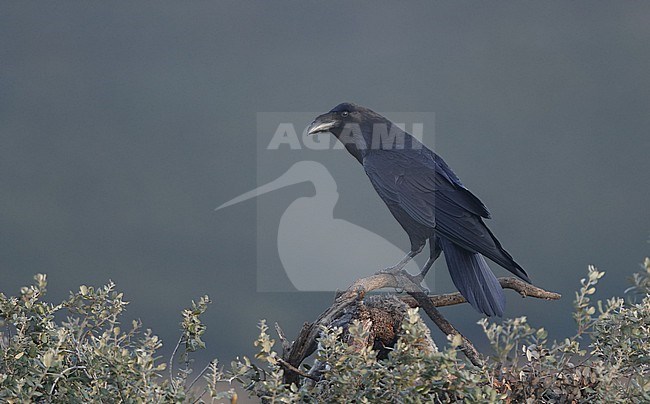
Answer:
[0,276,233,403]
[1,258,649,403]
[229,312,503,403]
[232,259,650,403]
[479,263,649,403]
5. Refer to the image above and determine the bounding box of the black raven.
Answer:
[307,102,531,317]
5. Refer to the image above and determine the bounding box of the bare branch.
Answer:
[400,277,561,308]
[281,271,561,384]
[277,358,320,382]
[169,335,183,381]
[187,360,215,392]
[275,322,291,357]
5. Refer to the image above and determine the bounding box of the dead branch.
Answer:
[399,277,561,308]
[277,358,319,382]
[281,272,561,385]
[274,323,291,358]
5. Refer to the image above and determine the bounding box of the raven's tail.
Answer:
[440,237,505,317]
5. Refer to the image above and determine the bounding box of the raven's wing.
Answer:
[364,150,530,283]
[364,150,489,222]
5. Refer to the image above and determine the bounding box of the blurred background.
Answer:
[1,1,649,375]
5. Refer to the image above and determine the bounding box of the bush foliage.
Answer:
[0,278,231,403]
[1,258,649,403]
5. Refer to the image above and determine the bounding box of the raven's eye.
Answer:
[341,111,349,117]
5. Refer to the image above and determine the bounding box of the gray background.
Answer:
[2,1,649,373]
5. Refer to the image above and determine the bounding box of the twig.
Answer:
[275,322,291,357]
[399,277,561,308]
[191,389,209,404]
[187,360,215,392]
[169,335,183,381]
[277,358,319,382]
[49,366,87,396]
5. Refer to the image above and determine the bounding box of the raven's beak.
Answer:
[307,116,336,135]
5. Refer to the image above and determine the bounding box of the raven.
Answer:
[307,102,531,317]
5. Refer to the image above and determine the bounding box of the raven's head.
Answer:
[307,103,389,162]
[307,102,381,138]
